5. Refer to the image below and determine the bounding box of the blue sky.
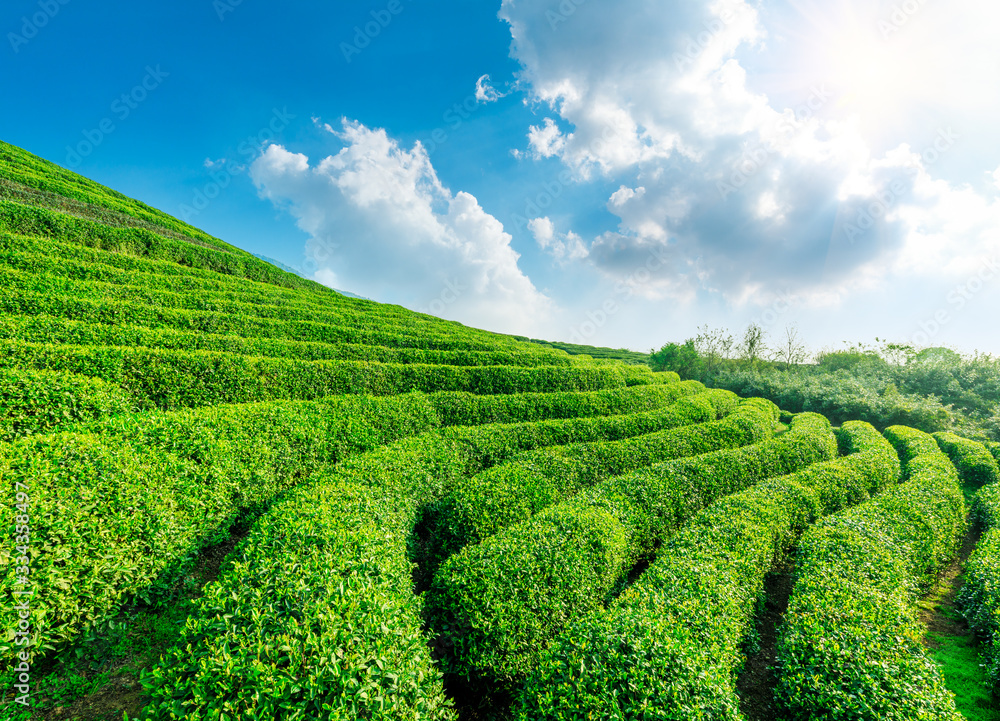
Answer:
[3,0,999,355]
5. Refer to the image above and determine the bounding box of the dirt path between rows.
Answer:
[735,562,795,721]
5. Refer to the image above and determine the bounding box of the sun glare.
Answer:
[772,0,951,143]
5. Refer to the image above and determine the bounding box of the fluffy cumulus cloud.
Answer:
[249,119,554,333]
[499,0,1000,316]
[528,216,588,263]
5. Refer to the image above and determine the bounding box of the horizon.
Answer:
[3,0,998,355]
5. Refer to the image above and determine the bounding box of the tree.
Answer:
[649,339,701,379]
[776,325,808,370]
[911,347,962,367]
[879,340,916,366]
[737,322,768,369]
[693,325,734,380]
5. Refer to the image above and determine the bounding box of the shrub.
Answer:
[426,380,699,427]
[0,367,131,442]
[774,425,967,721]
[425,390,739,572]
[139,481,457,720]
[0,393,439,661]
[425,404,840,685]
[933,431,1000,488]
[516,421,898,719]
[0,341,629,409]
[959,484,1000,687]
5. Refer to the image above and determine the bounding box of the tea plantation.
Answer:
[1,139,998,719]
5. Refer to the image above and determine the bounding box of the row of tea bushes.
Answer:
[426,376,687,427]
[0,366,131,442]
[774,425,967,720]
[0,315,575,368]
[516,421,897,719]
[423,389,739,573]
[425,405,841,685]
[0,393,440,661]
[959,481,1000,687]
[0,340,633,410]
[933,431,1000,487]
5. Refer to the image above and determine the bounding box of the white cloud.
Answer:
[994,165,1000,191]
[528,216,588,263]
[475,74,504,103]
[499,0,1000,309]
[609,185,644,208]
[527,118,568,159]
[249,119,554,334]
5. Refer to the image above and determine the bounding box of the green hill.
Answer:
[0,139,995,721]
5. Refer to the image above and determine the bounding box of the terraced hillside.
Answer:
[1,139,999,720]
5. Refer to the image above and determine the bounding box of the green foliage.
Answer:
[649,339,701,378]
[7,136,993,718]
[0,393,438,662]
[0,313,575,368]
[0,141,244,254]
[815,348,885,372]
[425,380,701,427]
[714,367,959,432]
[139,480,457,720]
[524,338,651,365]
[959,484,1000,688]
[424,390,739,573]
[986,440,1000,463]
[0,199,307,289]
[775,425,968,720]
[933,431,1000,488]
[516,421,898,719]
[0,340,630,410]
[425,404,842,685]
[110,391,728,719]
[0,367,131,441]
[654,327,1000,441]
